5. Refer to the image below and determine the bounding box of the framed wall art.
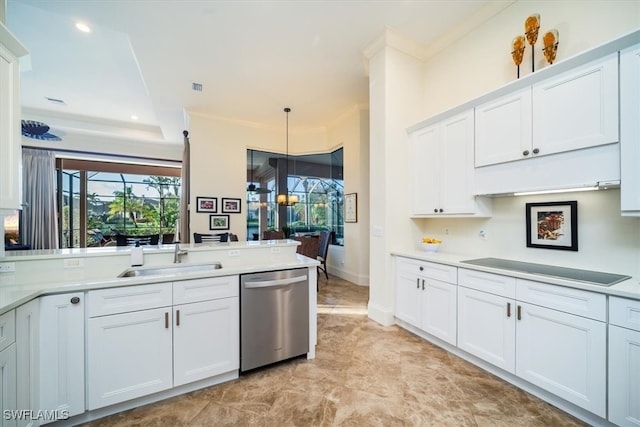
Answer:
[196,196,217,213]
[222,197,242,214]
[526,201,578,251]
[209,214,230,230]
[344,193,357,223]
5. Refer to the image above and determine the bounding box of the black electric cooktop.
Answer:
[460,257,631,287]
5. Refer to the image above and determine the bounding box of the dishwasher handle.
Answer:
[243,275,308,289]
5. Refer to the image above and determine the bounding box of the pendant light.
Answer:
[247,149,271,194]
[276,107,298,206]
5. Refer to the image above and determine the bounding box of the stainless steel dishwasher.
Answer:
[240,268,309,372]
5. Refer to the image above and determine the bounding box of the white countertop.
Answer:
[0,241,317,315]
[392,250,640,301]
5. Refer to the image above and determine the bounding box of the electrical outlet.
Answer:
[63,258,84,269]
[479,229,488,240]
[228,249,240,257]
[0,262,16,273]
[444,228,450,235]
[270,247,281,254]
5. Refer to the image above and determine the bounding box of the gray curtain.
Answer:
[179,130,190,243]
[22,148,59,249]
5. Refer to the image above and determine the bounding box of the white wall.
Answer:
[367,0,640,325]
[188,110,371,284]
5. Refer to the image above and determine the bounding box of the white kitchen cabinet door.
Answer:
[609,325,640,426]
[457,286,515,372]
[39,293,84,421]
[515,302,606,417]
[87,307,172,410]
[409,124,439,216]
[16,299,39,427]
[439,111,476,215]
[475,87,532,167]
[0,343,17,427]
[173,297,239,387]
[409,110,489,217]
[394,259,422,328]
[621,44,640,216]
[0,25,27,213]
[532,53,618,157]
[421,279,457,346]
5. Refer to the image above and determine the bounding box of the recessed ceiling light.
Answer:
[75,22,91,33]
[131,115,138,120]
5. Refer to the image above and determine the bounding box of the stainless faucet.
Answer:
[174,243,188,263]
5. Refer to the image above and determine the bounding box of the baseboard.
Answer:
[367,301,395,326]
[326,264,369,286]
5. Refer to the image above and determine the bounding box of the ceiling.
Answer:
[7,0,507,145]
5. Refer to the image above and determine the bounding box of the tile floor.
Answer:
[83,276,586,426]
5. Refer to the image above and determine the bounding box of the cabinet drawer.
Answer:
[515,279,606,321]
[173,275,239,305]
[87,283,172,317]
[459,268,516,298]
[609,296,640,332]
[0,309,16,352]
[396,257,457,284]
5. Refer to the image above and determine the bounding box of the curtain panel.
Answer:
[22,148,59,249]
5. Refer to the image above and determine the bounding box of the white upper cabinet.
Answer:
[532,53,619,156]
[409,110,491,217]
[621,44,640,216]
[0,24,28,213]
[475,53,618,169]
[475,88,532,167]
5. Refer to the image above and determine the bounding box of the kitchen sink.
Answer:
[118,262,223,278]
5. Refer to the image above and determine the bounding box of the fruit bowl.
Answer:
[420,242,441,253]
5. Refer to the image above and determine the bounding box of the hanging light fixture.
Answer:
[247,149,271,194]
[277,107,298,206]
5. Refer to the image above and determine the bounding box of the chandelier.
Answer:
[276,107,298,206]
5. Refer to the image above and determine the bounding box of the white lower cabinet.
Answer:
[608,297,640,426]
[87,307,173,409]
[515,301,606,417]
[87,276,239,410]
[173,298,239,387]
[0,310,17,427]
[16,299,39,427]
[457,286,515,372]
[39,293,85,422]
[394,257,457,346]
[456,268,606,418]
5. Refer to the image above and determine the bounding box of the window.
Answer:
[57,159,181,248]
[247,148,344,244]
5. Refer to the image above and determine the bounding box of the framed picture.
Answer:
[209,214,230,230]
[222,197,242,214]
[526,201,578,251]
[344,193,357,223]
[196,197,217,213]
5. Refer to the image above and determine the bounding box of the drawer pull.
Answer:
[416,278,420,289]
[422,279,425,291]
[517,305,522,321]
[70,296,80,304]
[507,302,511,318]
[165,312,169,329]
[176,310,180,326]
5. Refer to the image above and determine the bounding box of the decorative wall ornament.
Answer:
[525,14,540,72]
[511,35,526,78]
[542,29,560,64]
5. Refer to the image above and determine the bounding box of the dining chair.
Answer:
[317,231,334,280]
[263,230,284,240]
[193,232,228,243]
[115,234,160,246]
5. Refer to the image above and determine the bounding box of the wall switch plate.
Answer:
[0,262,16,273]
[372,226,383,237]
